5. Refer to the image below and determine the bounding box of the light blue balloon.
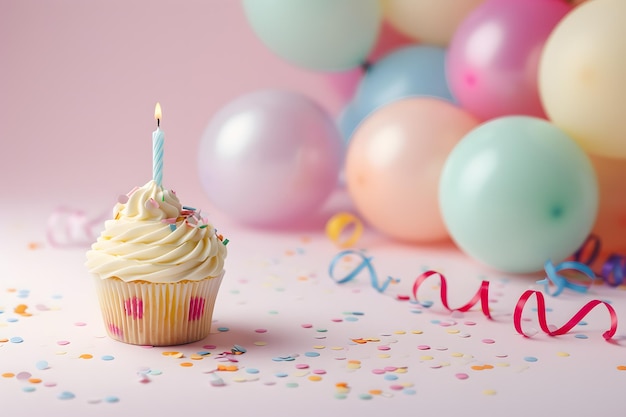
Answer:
[242,0,381,71]
[439,116,598,274]
[337,102,362,146]
[343,45,455,143]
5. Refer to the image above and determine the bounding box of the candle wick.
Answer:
[157,118,160,128]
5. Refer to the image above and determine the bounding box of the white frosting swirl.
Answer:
[85,180,227,283]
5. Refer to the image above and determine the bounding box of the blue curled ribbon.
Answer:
[536,259,595,297]
[328,250,399,293]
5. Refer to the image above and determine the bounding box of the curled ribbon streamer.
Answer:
[513,290,618,341]
[572,234,626,287]
[328,250,398,293]
[536,260,595,297]
[46,207,106,248]
[411,270,491,319]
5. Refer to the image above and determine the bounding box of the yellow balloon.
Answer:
[539,0,626,159]
[382,0,485,46]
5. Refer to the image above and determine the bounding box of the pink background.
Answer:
[1,0,347,209]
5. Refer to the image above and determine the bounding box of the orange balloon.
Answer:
[345,98,479,242]
[589,154,626,256]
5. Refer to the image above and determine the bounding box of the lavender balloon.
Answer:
[198,90,343,227]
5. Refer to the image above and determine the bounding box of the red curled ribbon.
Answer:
[411,270,492,319]
[513,290,618,341]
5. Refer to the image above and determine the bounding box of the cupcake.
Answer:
[85,180,227,346]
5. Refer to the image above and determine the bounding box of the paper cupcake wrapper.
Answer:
[93,272,224,346]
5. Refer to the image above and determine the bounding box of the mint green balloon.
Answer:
[439,116,598,274]
[242,0,381,71]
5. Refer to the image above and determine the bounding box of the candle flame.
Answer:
[154,102,162,121]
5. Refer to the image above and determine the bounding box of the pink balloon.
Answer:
[345,98,479,242]
[198,90,343,227]
[447,0,571,120]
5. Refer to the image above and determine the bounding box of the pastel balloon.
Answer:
[198,90,343,227]
[343,45,454,143]
[439,116,598,273]
[337,102,362,146]
[589,154,626,256]
[447,0,571,120]
[383,0,486,46]
[242,0,381,71]
[539,0,626,159]
[346,98,480,242]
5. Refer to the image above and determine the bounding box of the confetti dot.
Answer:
[524,356,538,363]
[301,324,313,328]
[304,352,320,357]
[246,368,259,374]
[180,362,193,367]
[2,373,15,378]
[616,365,626,371]
[312,369,326,375]
[557,352,570,357]
[275,372,288,378]
[28,378,42,384]
[104,396,119,403]
[10,337,23,343]
[359,393,373,400]
[101,355,115,361]
[456,373,469,380]
[203,344,217,350]
[308,375,322,382]
[79,354,93,359]
[482,339,495,344]
[57,391,75,400]
[574,334,588,339]
[22,386,36,393]
[384,374,398,381]
[35,360,49,370]
[482,389,497,396]
[254,328,267,333]
[417,345,430,350]
[404,389,417,395]
[217,327,229,332]
[74,322,87,327]
[296,364,309,369]
[57,341,70,346]
[16,372,31,380]
[285,382,299,388]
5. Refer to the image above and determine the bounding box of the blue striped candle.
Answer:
[152,103,164,187]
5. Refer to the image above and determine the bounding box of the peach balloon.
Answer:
[345,98,479,242]
[589,154,626,257]
[382,0,486,46]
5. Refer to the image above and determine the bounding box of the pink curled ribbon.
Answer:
[513,290,618,341]
[46,207,107,248]
[411,270,491,319]
[572,234,626,287]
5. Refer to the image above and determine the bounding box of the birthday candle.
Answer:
[152,102,164,187]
